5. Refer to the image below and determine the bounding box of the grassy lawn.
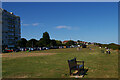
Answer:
[2,45,118,78]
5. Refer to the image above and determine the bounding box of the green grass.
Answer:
[2,45,118,78]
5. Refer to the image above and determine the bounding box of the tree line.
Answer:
[17,32,78,48]
[94,43,120,50]
[17,31,120,50]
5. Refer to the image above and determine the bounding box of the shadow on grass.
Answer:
[82,68,88,77]
[72,68,88,77]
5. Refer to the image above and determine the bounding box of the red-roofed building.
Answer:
[62,40,69,44]
[62,40,77,44]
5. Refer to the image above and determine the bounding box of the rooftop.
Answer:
[0,8,20,17]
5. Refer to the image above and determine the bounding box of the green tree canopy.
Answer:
[56,40,62,46]
[42,32,50,47]
[17,38,27,48]
[37,38,44,47]
[26,39,38,47]
[66,40,75,46]
[50,39,57,47]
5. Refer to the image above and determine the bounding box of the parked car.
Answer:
[37,47,40,50]
[82,44,87,48]
[33,47,37,50]
[2,49,9,53]
[30,48,34,51]
[46,47,49,50]
[20,48,25,51]
[5,49,13,52]
[66,46,70,48]
[42,47,47,50]
[13,48,20,52]
[50,46,59,49]
[59,46,63,48]
[30,48,36,51]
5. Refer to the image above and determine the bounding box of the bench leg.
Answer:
[83,66,84,71]
[70,69,72,75]
[82,66,85,75]
[77,70,80,76]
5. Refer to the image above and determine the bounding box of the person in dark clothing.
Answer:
[106,48,110,54]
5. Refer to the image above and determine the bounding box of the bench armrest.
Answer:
[77,61,84,63]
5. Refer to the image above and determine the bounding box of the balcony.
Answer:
[8,37,14,40]
[8,29,14,32]
[8,33,14,36]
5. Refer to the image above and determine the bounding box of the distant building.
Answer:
[62,40,89,45]
[62,40,69,44]
[62,40,78,44]
[0,8,21,48]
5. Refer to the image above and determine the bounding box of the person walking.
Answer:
[108,49,110,54]
[106,48,110,54]
[106,48,108,54]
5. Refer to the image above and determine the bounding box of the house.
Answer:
[62,40,69,44]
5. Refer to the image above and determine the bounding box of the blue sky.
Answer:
[1,0,119,2]
[2,2,118,44]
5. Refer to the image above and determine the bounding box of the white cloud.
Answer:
[32,23,39,26]
[22,23,40,26]
[56,26,71,30]
[23,24,30,26]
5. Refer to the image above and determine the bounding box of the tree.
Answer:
[17,38,27,48]
[77,40,80,42]
[26,39,38,47]
[56,40,62,46]
[42,32,51,47]
[88,42,91,45]
[37,38,44,47]
[66,40,75,46]
[108,43,118,50]
[77,40,80,45]
[50,39,57,47]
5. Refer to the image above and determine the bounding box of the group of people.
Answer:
[101,48,111,54]
[76,46,111,54]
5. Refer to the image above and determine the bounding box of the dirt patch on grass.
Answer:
[2,53,56,58]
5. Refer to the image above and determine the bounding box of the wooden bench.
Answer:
[68,58,84,75]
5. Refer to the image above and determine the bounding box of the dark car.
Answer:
[41,47,45,50]
[2,50,9,53]
[37,47,42,50]
[82,44,87,48]
[13,48,20,52]
[50,46,58,49]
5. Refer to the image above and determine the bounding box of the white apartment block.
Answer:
[0,8,21,48]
